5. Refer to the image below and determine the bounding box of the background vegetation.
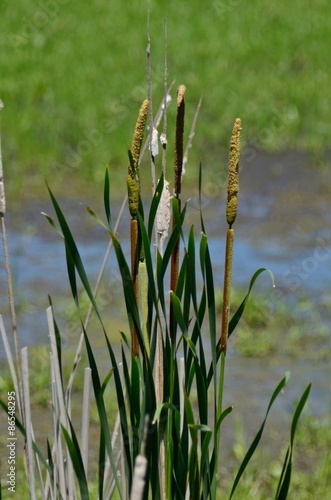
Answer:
[0,0,330,497]
[1,0,331,201]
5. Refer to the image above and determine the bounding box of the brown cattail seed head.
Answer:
[226,118,241,227]
[174,85,186,196]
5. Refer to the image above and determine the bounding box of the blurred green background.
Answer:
[0,0,330,202]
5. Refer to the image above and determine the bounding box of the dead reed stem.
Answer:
[0,108,25,424]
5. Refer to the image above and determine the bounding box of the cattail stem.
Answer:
[169,201,181,339]
[139,261,150,357]
[170,85,186,339]
[218,118,241,356]
[174,85,186,196]
[218,228,234,355]
[128,99,149,355]
[131,219,139,356]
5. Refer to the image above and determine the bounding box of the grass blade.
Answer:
[275,382,312,499]
[62,422,90,499]
[227,267,274,340]
[229,372,291,499]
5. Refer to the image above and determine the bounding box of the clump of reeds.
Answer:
[0,55,312,500]
[170,84,186,339]
[127,98,149,356]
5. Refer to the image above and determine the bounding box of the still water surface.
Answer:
[1,151,330,432]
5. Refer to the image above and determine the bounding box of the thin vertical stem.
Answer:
[219,228,234,355]
[0,110,24,424]
[147,3,155,193]
[131,218,139,357]
[170,85,186,338]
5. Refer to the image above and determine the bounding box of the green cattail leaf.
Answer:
[156,249,167,323]
[194,358,208,425]
[185,391,200,495]
[216,405,233,434]
[110,231,145,355]
[62,423,90,499]
[182,253,191,333]
[184,336,198,358]
[104,166,112,227]
[48,295,63,386]
[170,291,187,336]
[42,211,63,237]
[200,234,217,388]
[229,373,290,499]
[98,428,106,499]
[276,382,311,499]
[81,324,122,496]
[120,331,131,350]
[101,369,114,395]
[152,402,179,423]
[46,439,54,480]
[47,186,101,318]
[187,226,198,312]
[86,206,108,230]
[186,288,208,395]
[130,353,141,427]
[227,267,275,340]
[138,214,158,312]
[188,423,212,432]
[171,197,187,245]
[160,203,186,282]
[148,173,164,240]
[176,251,187,303]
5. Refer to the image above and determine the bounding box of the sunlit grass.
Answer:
[1,0,331,200]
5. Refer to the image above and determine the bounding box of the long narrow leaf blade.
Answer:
[275,382,312,499]
[229,372,290,499]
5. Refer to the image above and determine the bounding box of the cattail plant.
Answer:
[219,117,241,356]
[127,98,149,356]
[170,84,186,339]
[0,60,312,500]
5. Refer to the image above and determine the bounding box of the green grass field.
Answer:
[1,0,330,200]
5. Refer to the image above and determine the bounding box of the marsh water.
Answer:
[1,150,330,446]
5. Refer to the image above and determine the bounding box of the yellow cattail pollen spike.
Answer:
[131,98,149,174]
[226,117,241,227]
